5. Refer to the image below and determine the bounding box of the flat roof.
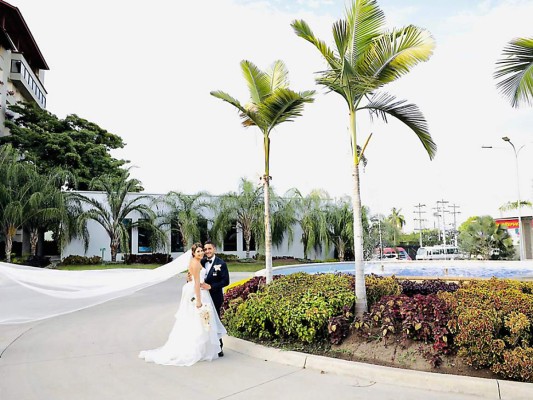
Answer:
[0,0,49,70]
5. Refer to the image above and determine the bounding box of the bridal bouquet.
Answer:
[196,304,211,332]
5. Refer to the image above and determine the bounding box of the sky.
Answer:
[11,0,533,232]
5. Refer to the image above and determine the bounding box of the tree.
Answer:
[72,172,167,262]
[159,191,209,250]
[499,200,532,211]
[290,189,329,260]
[0,145,52,262]
[387,207,406,246]
[211,60,314,282]
[325,197,354,261]
[292,0,436,315]
[23,169,73,256]
[212,179,263,259]
[458,215,515,260]
[1,102,130,190]
[494,37,533,108]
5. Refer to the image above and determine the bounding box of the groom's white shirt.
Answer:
[204,257,214,276]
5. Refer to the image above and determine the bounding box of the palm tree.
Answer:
[388,207,405,246]
[0,145,39,262]
[211,60,315,282]
[325,197,354,261]
[23,169,74,256]
[289,188,329,260]
[292,0,436,315]
[211,179,263,258]
[494,37,533,108]
[73,172,168,262]
[159,191,209,250]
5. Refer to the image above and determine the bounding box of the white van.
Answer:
[416,246,464,260]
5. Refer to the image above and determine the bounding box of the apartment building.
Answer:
[0,0,48,136]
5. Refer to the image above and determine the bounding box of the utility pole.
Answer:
[413,203,426,247]
[449,203,461,247]
[436,199,450,249]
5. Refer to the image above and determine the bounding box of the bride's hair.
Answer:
[191,242,203,254]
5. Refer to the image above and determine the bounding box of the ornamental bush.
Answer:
[440,278,533,380]
[400,279,460,297]
[355,293,453,366]
[222,272,355,343]
[491,346,533,382]
[61,255,102,265]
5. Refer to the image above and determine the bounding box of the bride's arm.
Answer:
[191,263,202,308]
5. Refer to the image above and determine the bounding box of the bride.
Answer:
[139,242,226,366]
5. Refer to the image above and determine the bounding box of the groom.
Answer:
[200,240,230,357]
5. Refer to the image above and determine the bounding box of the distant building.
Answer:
[495,208,533,259]
[0,0,49,136]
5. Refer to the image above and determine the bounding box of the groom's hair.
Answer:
[204,240,215,248]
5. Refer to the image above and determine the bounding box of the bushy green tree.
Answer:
[1,102,129,190]
[458,216,515,260]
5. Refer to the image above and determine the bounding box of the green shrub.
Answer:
[223,272,355,343]
[216,253,240,262]
[61,255,102,265]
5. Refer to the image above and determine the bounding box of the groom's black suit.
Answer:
[201,256,230,317]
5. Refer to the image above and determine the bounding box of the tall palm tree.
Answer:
[494,37,533,108]
[73,172,168,262]
[388,207,405,246]
[211,60,315,282]
[159,191,209,250]
[289,188,329,260]
[292,0,436,315]
[325,197,354,261]
[211,179,263,258]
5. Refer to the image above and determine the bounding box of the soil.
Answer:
[329,330,498,380]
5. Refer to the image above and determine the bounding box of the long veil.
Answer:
[0,251,192,324]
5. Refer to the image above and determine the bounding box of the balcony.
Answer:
[9,52,47,109]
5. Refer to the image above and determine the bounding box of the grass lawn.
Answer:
[58,258,314,272]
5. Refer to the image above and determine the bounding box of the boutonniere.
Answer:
[214,265,222,272]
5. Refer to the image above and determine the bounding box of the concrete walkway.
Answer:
[0,272,531,400]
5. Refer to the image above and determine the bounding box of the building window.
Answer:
[223,221,237,251]
[138,220,152,253]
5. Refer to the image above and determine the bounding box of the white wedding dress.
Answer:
[139,268,227,366]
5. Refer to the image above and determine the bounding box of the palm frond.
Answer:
[268,60,289,92]
[360,92,436,159]
[210,90,261,128]
[495,37,533,108]
[370,26,435,85]
[241,60,271,103]
[291,19,339,69]
[346,0,385,68]
[259,89,315,130]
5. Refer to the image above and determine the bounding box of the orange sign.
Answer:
[496,219,519,229]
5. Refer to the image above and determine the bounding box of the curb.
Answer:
[224,336,533,400]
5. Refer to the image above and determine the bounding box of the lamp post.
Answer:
[482,140,528,260]
[502,137,525,261]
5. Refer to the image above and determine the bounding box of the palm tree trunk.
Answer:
[4,227,15,263]
[30,228,39,256]
[350,110,367,317]
[244,229,251,259]
[264,175,273,283]
[110,237,119,262]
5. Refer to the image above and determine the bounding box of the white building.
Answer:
[0,0,48,136]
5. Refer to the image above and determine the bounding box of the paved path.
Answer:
[0,272,530,399]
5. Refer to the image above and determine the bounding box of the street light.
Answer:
[502,136,525,261]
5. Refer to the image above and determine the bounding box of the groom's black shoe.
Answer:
[218,350,224,357]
